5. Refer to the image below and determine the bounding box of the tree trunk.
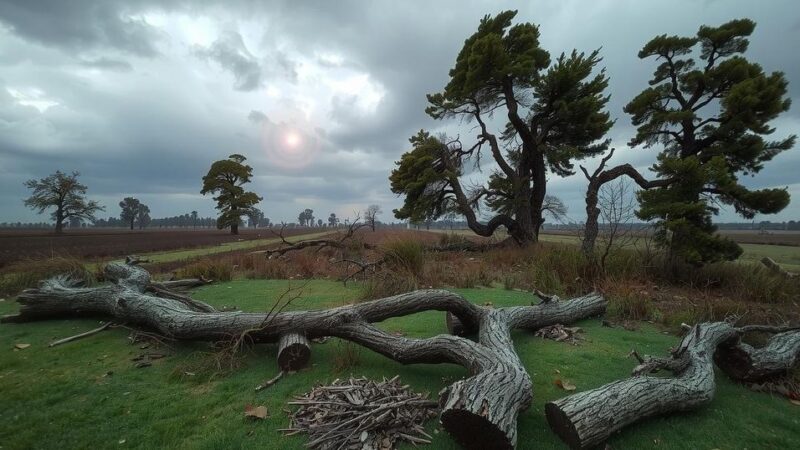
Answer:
[277,332,311,371]
[54,207,64,234]
[581,179,600,258]
[714,328,800,382]
[2,261,606,449]
[129,220,134,230]
[545,322,738,449]
[231,222,239,235]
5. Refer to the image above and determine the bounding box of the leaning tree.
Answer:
[201,154,262,235]
[390,10,612,244]
[23,170,104,234]
[624,18,795,264]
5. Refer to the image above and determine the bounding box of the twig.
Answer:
[255,371,285,391]
[49,322,113,347]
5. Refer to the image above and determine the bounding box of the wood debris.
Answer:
[534,323,584,344]
[282,376,438,449]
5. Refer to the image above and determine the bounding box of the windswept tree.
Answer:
[119,197,141,230]
[365,204,382,231]
[24,171,104,234]
[390,10,612,244]
[201,154,262,235]
[625,18,795,264]
[136,203,151,229]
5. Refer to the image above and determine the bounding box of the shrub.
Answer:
[359,272,418,301]
[0,257,93,297]
[176,258,233,282]
[382,239,425,277]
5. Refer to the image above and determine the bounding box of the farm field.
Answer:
[0,228,330,269]
[428,228,800,271]
[1,280,797,449]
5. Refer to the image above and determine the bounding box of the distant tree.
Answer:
[201,154,262,235]
[298,209,314,227]
[626,18,795,264]
[247,207,264,228]
[24,170,104,234]
[119,197,141,230]
[136,203,151,229]
[328,213,339,227]
[317,218,323,227]
[191,210,198,229]
[390,11,612,244]
[365,204,382,231]
[68,216,82,228]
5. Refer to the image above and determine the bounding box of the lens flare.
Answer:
[260,122,319,169]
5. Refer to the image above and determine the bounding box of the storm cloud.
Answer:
[1,0,798,225]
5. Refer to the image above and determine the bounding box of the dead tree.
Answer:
[546,322,800,449]
[2,259,606,450]
[580,149,671,259]
[262,220,375,258]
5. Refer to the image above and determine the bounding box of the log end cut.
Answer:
[277,332,311,371]
[440,407,514,450]
[544,401,583,450]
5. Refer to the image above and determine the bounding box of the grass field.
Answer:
[1,280,797,449]
[430,228,800,271]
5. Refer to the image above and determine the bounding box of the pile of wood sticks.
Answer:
[282,376,438,449]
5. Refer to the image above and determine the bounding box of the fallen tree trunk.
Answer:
[545,322,800,449]
[1,260,606,449]
[714,327,800,383]
[545,322,738,449]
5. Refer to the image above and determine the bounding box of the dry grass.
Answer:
[0,256,94,296]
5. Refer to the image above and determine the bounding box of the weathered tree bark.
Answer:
[714,327,800,383]
[2,260,606,449]
[277,332,312,371]
[545,322,800,449]
[545,322,738,449]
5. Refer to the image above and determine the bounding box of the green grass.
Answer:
[1,282,798,449]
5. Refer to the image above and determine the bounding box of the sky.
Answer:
[1,0,799,225]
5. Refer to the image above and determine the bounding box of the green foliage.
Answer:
[119,197,140,229]
[23,171,104,232]
[200,154,262,233]
[391,11,611,242]
[626,18,795,264]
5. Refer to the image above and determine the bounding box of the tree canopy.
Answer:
[24,171,104,234]
[390,10,612,243]
[625,18,795,263]
[200,154,262,235]
[119,197,141,230]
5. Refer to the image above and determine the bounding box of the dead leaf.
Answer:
[14,343,30,350]
[244,404,269,419]
[555,378,577,391]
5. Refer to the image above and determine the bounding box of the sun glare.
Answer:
[285,132,301,148]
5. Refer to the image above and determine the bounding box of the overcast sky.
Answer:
[1,0,798,225]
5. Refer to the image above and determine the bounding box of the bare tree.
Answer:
[23,171,104,234]
[365,204,382,231]
[595,179,637,271]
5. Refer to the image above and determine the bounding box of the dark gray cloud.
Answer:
[0,0,162,57]
[0,0,798,225]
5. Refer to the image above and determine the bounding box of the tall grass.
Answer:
[382,239,425,277]
[0,257,94,297]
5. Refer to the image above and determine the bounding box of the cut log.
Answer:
[277,332,311,371]
[3,260,606,449]
[545,322,738,449]
[715,328,800,382]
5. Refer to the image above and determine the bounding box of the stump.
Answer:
[277,332,311,371]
